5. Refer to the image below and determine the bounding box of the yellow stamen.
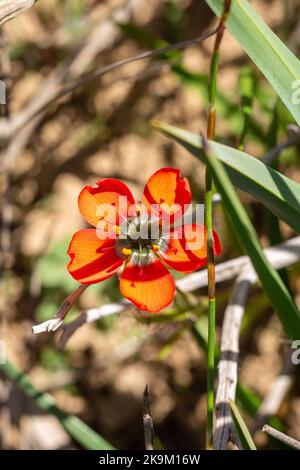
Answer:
[115,226,121,236]
[152,244,160,253]
[121,247,132,257]
[135,205,141,216]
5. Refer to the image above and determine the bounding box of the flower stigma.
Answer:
[116,209,167,266]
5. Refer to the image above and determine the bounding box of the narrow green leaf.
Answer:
[205,0,300,125]
[200,139,300,339]
[229,400,257,450]
[1,361,115,450]
[151,121,300,234]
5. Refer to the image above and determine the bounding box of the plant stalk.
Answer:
[205,0,231,449]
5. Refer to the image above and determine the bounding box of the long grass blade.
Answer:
[1,360,115,450]
[229,400,256,450]
[205,0,300,125]
[151,121,300,235]
[200,140,300,339]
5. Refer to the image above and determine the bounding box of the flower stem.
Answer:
[205,166,215,450]
[205,0,231,449]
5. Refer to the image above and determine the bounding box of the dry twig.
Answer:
[32,284,87,334]
[143,385,154,451]
[252,355,294,434]
[0,27,217,142]
[0,0,36,26]
[214,270,252,450]
[263,425,300,450]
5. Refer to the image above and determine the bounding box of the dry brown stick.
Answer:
[1,60,166,174]
[143,385,154,451]
[251,355,294,434]
[263,425,300,450]
[0,28,12,273]
[34,28,218,118]
[32,284,87,334]
[0,27,217,141]
[0,0,146,141]
[0,28,13,360]
[213,271,251,450]
[0,0,36,26]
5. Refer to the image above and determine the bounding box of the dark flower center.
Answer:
[115,214,167,265]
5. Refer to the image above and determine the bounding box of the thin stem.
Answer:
[263,425,300,450]
[205,0,231,450]
[32,283,88,334]
[16,29,217,130]
[57,284,87,317]
[143,385,154,450]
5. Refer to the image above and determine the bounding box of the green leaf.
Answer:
[1,361,115,450]
[152,121,300,234]
[205,0,300,125]
[200,139,300,340]
[229,400,257,450]
[37,239,77,292]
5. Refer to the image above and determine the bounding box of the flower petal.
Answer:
[78,179,135,227]
[67,229,123,284]
[120,258,175,313]
[141,167,191,223]
[160,224,222,273]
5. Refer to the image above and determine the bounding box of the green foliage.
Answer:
[1,361,115,450]
[205,0,300,125]
[36,297,61,323]
[36,239,77,292]
[119,22,266,139]
[229,400,257,450]
[152,121,300,235]
[41,346,69,371]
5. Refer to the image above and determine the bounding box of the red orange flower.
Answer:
[67,168,222,313]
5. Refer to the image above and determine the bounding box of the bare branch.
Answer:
[32,284,87,334]
[0,0,147,144]
[143,385,154,451]
[0,0,36,26]
[176,235,300,293]
[263,425,300,450]
[214,271,251,450]
[0,28,217,141]
[40,29,217,113]
[252,355,294,434]
[57,301,131,349]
